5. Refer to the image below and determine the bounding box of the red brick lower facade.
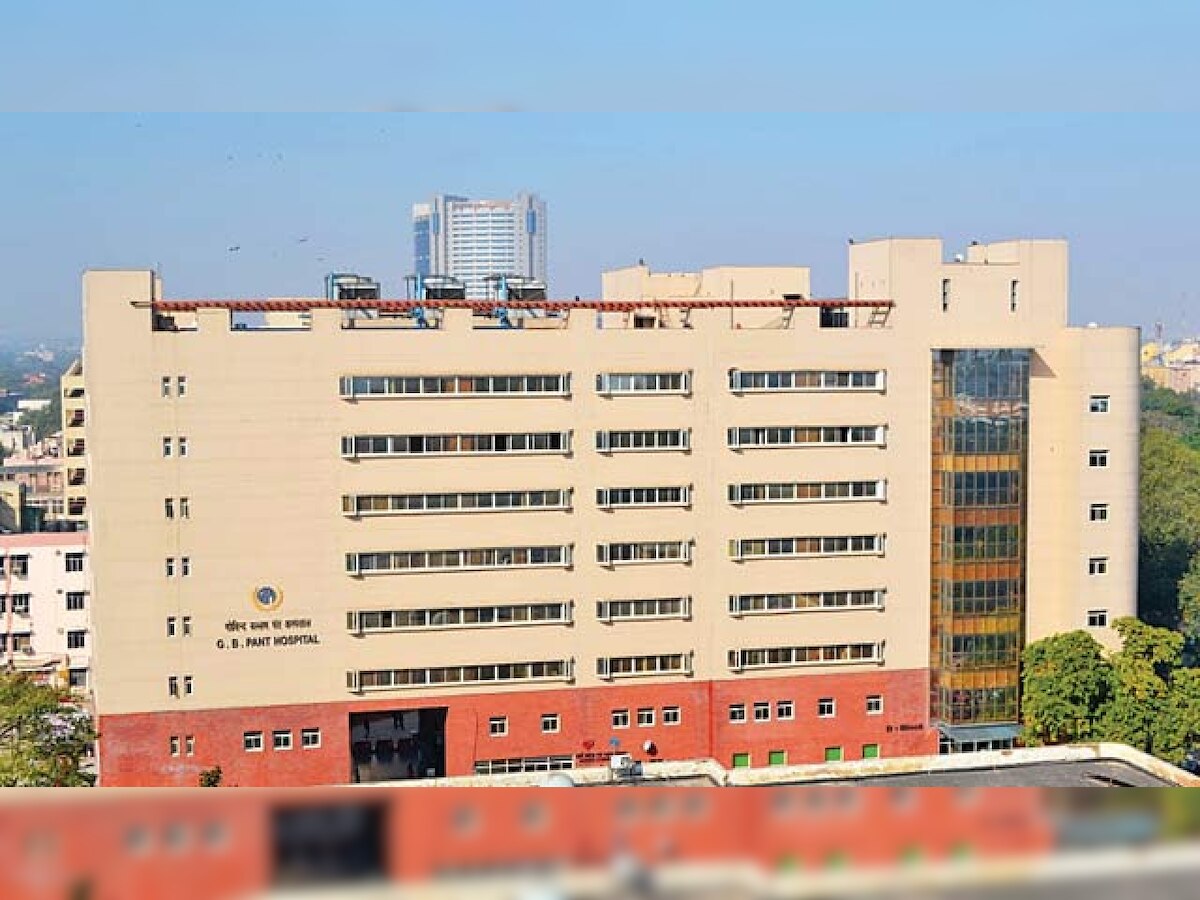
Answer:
[98,668,936,786]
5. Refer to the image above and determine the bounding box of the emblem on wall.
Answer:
[251,585,284,613]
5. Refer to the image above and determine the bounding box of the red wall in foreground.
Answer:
[98,668,936,787]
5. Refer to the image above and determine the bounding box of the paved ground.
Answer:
[805,759,1172,787]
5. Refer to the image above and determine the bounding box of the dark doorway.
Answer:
[271,802,386,886]
[349,708,447,783]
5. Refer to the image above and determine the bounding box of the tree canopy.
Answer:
[0,673,95,786]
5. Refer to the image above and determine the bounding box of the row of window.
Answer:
[244,728,321,752]
[349,660,572,691]
[160,375,188,397]
[164,497,191,519]
[0,553,84,576]
[347,545,569,575]
[343,489,570,516]
[161,437,189,457]
[728,695,883,723]
[728,590,885,615]
[338,426,888,458]
[596,541,691,564]
[339,369,889,400]
[729,481,883,504]
[596,653,692,679]
[733,745,879,767]
[2,631,85,651]
[347,603,570,633]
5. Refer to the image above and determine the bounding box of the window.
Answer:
[301,728,321,748]
[11,594,30,614]
[176,376,187,397]
[1089,395,1110,414]
[64,630,86,650]
[182,616,192,637]
[776,700,794,721]
[178,437,188,457]
[65,552,85,572]
[726,425,885,449]
[68,668,88,689]
[162,437,173,457]
[866,695,884,715]
[1088,557,1109,576]
[637,707,655,727]
[941,278,951,311]
[351,659,571,691]
[167,617,177,638]
[728,590,885,615]
[595,428,690,453]
[595,371,691,396]
[165,558,175,577]
[728,369,884,394]
[1009,280,1019,312]
[341,431,571,459]
[165,498,174,519]
[348,603,571,633]
[169,736,181,756]
[243,731,263,752]
[181,557,191,577]
[612,709,630,729]
[732,752,751,768]
[340,373,570,399]
[597,653,691,679]
[728,480,884,505]
[663,706,681,726]
[596,485,691,508]
[184,676,193,696]
[597,541,692,566]
[862,743,881,760]
[1089,449,1109,468]
[728,642,883,671]
[185,735,195,756]
[768,749,787,766]
[817,698,836,718]
[180,497,190,518]
[729,534,884,560]
[168,676,179,697]
[348,545,572,576]
[488,717,508,737]
[729,703,747,723]
[344,488,571,516]
[595,596,690,622]
[161,376,171,398]
[541,713,560,733]
[1088,609,1109,628]
[273,730,292,750]
[1089,503,1109,522]
[753,702,771,722]
[825,746,844,763]
[474,756,575,775]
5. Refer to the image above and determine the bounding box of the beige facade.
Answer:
[82,239,1138,784]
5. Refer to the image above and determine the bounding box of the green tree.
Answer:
[1021,630,1114,745]
[1178,548,1200,666]
[0,672,95,786]
[1138,426,1200,628]
[1098,617,1183,754]
[198,765,223,787]
[1154,668,1200,764]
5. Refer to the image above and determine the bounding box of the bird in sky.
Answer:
[227,245,241,252]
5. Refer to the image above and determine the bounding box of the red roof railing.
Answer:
[149,298,894,313]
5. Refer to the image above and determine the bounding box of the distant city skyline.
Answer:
[2,114,1200,341]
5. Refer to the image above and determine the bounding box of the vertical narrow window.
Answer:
[167,616,177,637]
[180,497,190,518]
[165,558,175,578]
[182,616,192,636]
[162,437,173,458]
[941,278,951,311]
[185,735,195,756]
[161,376,172,398]
[178,437,189,457]
[165,498,175,519]
[181,557,191,577]
[1009,280,1019,312]
[183,675,193,695]
[168,676,179,697]
[177,376,187,397]
[169,736,180,756]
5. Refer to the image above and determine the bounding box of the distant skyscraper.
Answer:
[412,193,547,298]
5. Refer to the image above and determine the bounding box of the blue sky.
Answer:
[1,3,1198,340]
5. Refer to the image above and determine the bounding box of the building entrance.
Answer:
[349,708,447,783]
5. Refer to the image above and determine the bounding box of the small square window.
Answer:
[541,713,560,733]
[64,552,85,573]
[273,730,292,750]
[662,706,681,726]
[753,701,770,722]
[768,749,787,766]
[66,592,86,611]
[1087,609,1109,628]
[301,728,321,748]
[866,695,884,716]
[1088,449,1109,468]
[1089,395,1110,414]
[729,703,747,724]
[776,700,794,721]
[244,731,263,752]
[817,698,836,718]
[185,735,195,756]
[612,709,630,729]
[169,736,181,757]
[66,630,86,649]
[1088,557,1109,576]
[488,716,508,737]
[1089,503,1109,522]
[637,707,655,727]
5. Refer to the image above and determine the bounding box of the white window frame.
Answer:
[1089,503,1109,522]
[728,480,886,506]
[728,703,747,724]
[596,596,691,623]
[776,700,795,721]
[728,590,885,616]
[488,716,508,737]
[662,706,681,726]
[1088,557,1109,576]
[728,642,884,672]
[866,695,884,716]
[596,652,693,680]
[595,371,692,397]
[340,373,572,400]
[1088,449,1109,468]
[596,540,693,567]
[753,701,771,722]
[637,707,655,727]
[301,728,321,749]
[727,369,885,394]
[612,709,630,729]
[1087,608,1109,628]
[273,730,293,751]
[595,428,691,453]
[243,731,264,752]
[541,713,560,734]
[596,485,691,509]
[1088,395,1110,414]
[817,698,836,718]
[728,535,885,561]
